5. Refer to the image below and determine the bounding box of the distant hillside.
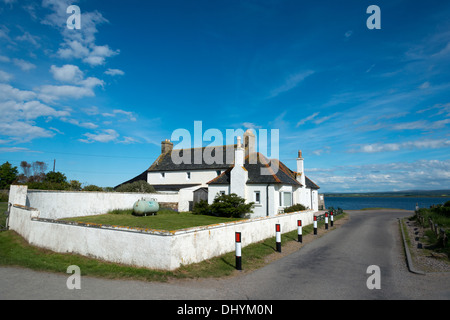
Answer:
[324,190,450,198]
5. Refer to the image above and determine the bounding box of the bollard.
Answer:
[325,212,329,230]
[314,216,317,235]
[276,224,281,252]
[297,220,302,243]
[235,232,242,270]
[330,211,334,227]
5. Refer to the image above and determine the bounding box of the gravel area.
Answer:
[404,219,450,273]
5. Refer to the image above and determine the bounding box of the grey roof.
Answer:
[148,145,236,172]
[208,153,303,186]
[118,145,320,190]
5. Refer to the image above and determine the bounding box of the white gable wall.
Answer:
[148,169,223,187]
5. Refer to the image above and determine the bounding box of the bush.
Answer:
[210,193,254,218]
[284,203,307,213]
[192,200,211,215]
[82,184,103,192]
[192,194,253,218]
[115,181,156,193]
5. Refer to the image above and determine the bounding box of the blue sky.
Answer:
[0,0,449,192]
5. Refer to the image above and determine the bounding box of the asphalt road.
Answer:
[1,209,449,300]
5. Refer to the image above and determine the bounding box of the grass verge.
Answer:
[0,211,346,282]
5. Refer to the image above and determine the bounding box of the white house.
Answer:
[117,130,320,216]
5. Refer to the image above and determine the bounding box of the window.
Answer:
[254,191,261,204]
[216,170,221,176]
[186,172,191,180]
[280,191,292,207]
[160,172,165,178]
[219,191,226,196]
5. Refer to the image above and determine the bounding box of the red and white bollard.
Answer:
[276,224,281,252]
[235,232,242,270]
[298,220,302,243]
[325,212,329,230]
[314,216,317,235]
[330,211,334,227]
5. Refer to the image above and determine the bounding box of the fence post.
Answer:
[325,212,329,230]
[330,211,334,227]
[313,216,317,235]
[235,232,242,271]
[276,224,281,252]
[298,220,302,243]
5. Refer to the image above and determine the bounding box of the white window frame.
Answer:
[280,191,292,207]
[254,191,261,204]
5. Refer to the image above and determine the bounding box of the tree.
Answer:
[0,162,18,189]
[115,181,156,193]
[197,193,254,218]
[45,171,67,184]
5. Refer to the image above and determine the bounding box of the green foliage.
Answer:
[192,200,211,215]
[45,171,67,184]
[193,193,253,218]
[0,162,18,189]
[284,203,307,213]
[82,184,103,192]
[115,180,156,193]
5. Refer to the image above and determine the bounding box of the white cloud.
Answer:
[42,1,119,66]
[50,64,84,83]
[79,129,119,143]
[268,70,314,98]
[38,84,95,102]
[312,159,450,192]
[13,58,36,71]
[296,112,319,127]
[0,70,13,82]
[349,139,450,153]
[105,68,125,76]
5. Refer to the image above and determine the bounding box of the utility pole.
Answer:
[53,159,56,172]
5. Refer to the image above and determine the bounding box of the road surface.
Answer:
[1,209,449,300]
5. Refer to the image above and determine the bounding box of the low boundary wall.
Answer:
[7,185,315,270]
[25,188,179,219]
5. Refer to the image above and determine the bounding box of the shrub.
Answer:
[284,203,307,213]
[192,199,211,215]
[192,194,253,218]
[210,193,254,218]
[115,181,156,193]
[82,184,103,192]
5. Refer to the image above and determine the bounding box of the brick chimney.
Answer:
[297,150,306,186]
[161,139,173,154]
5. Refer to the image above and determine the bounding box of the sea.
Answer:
[324,196,450,211]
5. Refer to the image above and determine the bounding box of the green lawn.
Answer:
[59,209,244,231]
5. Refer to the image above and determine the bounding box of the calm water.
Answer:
[324,196,450,211]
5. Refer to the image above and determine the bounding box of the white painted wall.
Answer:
[24,189,178,219]
[8,203,314,270]
[148,169,222,187]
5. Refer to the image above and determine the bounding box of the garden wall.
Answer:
[8,185,315,270]
[19,187,179,219]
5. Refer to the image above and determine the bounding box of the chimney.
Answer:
[161,139,173,154]
[297,150,306,186]
[235,136,244,166]
[244,129,256,163]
